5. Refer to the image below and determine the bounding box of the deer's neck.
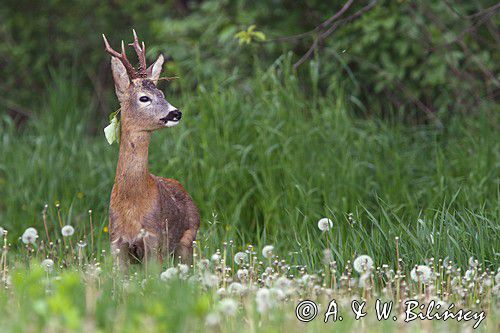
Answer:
[114,129,152,196]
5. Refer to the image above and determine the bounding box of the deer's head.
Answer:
[103,30,181,132]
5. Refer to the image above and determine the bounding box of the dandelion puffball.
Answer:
[410,265,432,283]
[25,227,38,236]
[160,267,178,281]
[218,298,238,316]
[0,227,4,236]
[178,264,189,276]
[317,218,333,231]
[61,225,75,237]
[41,259,54,273]
[255,288,273,314]
[262,245,274,259]
[205,313,220,327]
[234,252,248,265]
[228,282,244,295]
[203,273,219,288]
[21,227,38,244]
[353,255,374,273]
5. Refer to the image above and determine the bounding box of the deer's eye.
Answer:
[139,96,151,103]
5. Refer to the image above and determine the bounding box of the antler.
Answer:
[102,30,148,79]
[130,29,147,75]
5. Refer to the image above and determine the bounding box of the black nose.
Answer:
[166,110,182,121]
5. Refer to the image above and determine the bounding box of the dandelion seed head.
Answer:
[178,264,189,276]
[211,253,220,262]
[317,218,333,231]
[41,259,54,273]
[256,288,273,313]
[465,269,475,280]
[61,225,75,237]
[236,268,248,281]
[203,273,219,288]
[216,287,226,296]
[21,229,38,244]
[205,313,220,327]
[234,252,248,265]
[262,245,274,259]
[218,298,238,316]
[274,276,292,290]
[160,267,178,281]
[25,227,38,236]
[270,288,285,301]
[198,259,210,270]
[228,282,244,295]
[411,265,432,283]
[353,255,374,273]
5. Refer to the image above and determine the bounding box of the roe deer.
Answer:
[102,30,199,268]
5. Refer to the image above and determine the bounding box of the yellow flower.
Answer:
[77,192,84,199]
[103,226,109,233]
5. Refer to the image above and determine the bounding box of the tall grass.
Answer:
[0,65,498,269]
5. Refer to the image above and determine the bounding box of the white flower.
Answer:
[61,225,75,237]
[237,268,249,281]
[203,273,219,288]
[270,288,285,301]
[274,277,292,291]
[468,256,478,268]
[216,288,226,297]
[218,298,238,316]
[262,245,274,259]
[21,228,38,244]
[211,253,221,262]
[317,218,333,231]
[411,265,432,283]
[228,282,244,295]
[205,313,220,327]
[25,227,38,236]
[178,264,189,277]
[234,252,248,265]
[160,267,178,281]
[256,288,273,313]
[353,255,374,273]
[41,259,54,273]
[465,269,475,280]
[198,259,210,270]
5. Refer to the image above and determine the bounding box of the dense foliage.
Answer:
[1,0,498,122]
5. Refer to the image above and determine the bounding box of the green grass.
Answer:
[1,67,498,268]
[0,65,498,332]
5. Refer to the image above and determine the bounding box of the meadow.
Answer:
[0,63,498,331]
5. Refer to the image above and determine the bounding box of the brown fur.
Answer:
[105,33,199,267]
[109,103,200,267]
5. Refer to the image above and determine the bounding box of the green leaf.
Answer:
[251,31,266,41]
[104,115,120,145]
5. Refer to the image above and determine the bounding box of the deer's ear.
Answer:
[147,54,164,85]
[110,57,130,102]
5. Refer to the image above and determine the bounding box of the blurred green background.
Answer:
[0,0,498,267]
